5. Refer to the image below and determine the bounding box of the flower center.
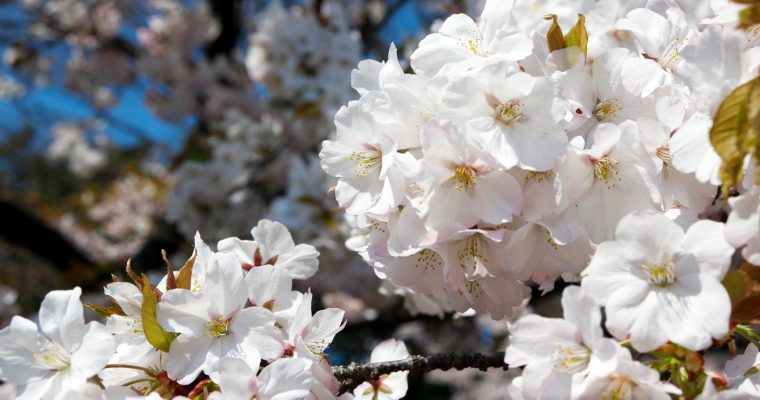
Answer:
[494,99,523,125]
[593,98,622,121]
[550,345,591,373]
[457,234,488,273]
[33,340,71,370]
[642,258,676,287]
[451,165,477,191]
[415,248,442,271]
[592,157,620,188]
[525,170,554,184]
[655,145,672,166]
[658,37,685,70]
[349,147,382,177]
[464,280,482,298]
[601,375,636,400]
[457,33,484,55]
[205,318,231,337]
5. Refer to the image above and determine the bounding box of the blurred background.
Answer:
[0,0,535,398]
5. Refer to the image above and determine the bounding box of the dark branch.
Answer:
[205,0,243,58]
[0,196,100,288]
[332,352,508,394]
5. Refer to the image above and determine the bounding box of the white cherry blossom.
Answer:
[0,288,115,400]
[353,339,410,400]
[582,211,734,352]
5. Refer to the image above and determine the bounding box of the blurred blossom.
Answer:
[45,123,108,178]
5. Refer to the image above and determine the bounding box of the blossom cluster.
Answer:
[0,220,409,399]
[321,0,759,318]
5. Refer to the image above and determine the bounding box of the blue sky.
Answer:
[0,0,427,151]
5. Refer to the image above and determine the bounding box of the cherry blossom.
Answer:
[582,211,734,352]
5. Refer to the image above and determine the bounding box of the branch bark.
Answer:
[332,352,508,394]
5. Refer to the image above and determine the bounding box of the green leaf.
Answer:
[709,76,760,197]
[140,274,176,352]
[564,14,588,57]
[543,14,566,53]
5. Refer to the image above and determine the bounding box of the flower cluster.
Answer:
[504,211,745,398]
[246,0,361,119]
[321,0,759,319]
[0,220,406,399]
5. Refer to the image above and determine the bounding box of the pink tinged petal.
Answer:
[319,140,362,179]
[38,287,86,352]
[231,307,284,360]
[5,315,41,351]
[505,315,579,366]
[216,357,258,400]
[614,211,683,260]
[500,122,567,171]
[487,33,532,61]
[370,339,409,363]
[166,334,215,385]
[680,220,734,280]
[582,242,650,305]
[353,382,374,400]
[104,282,143,317]
[669,275,730,349]
[470,170,523,224]
[561,286,603,347]
[0,317,48,384]
[615,9,669,57]
[521,360,572,400]
[216,237,257,267]
[652,283,708,351]
[555,143,594,209]
[69,322,115,378]
[334,177,381,215]
[258,358,313,400]
[275,243,319,280]
[620,58,665,98]
[157,289,213,336]
[245,265,292,306]
[479,0,514,41]
[203,254,248,317]
[607,291,668,352]
[252,220,296,260]
[503,224,541,278]
[379,371,409,399]
[304,308,346,353]
[669,114,721,185]
[14,370,58,400]
[351,59,383,95]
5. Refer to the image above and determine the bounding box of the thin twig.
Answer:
[332,351,508,394]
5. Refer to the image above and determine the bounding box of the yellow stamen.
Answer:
[593,98,622,121]
[349,149,382,177]
[550,345,591,373]
[525,170,554,184]
[642,258,676,287]
[495,99,523,125]
[451,165,477,191]
[205,318,231,337]
[592,157,620,189]
[601,375,636,400]
[656,146,672,165]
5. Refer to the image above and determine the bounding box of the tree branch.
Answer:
[332,352,508,394]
